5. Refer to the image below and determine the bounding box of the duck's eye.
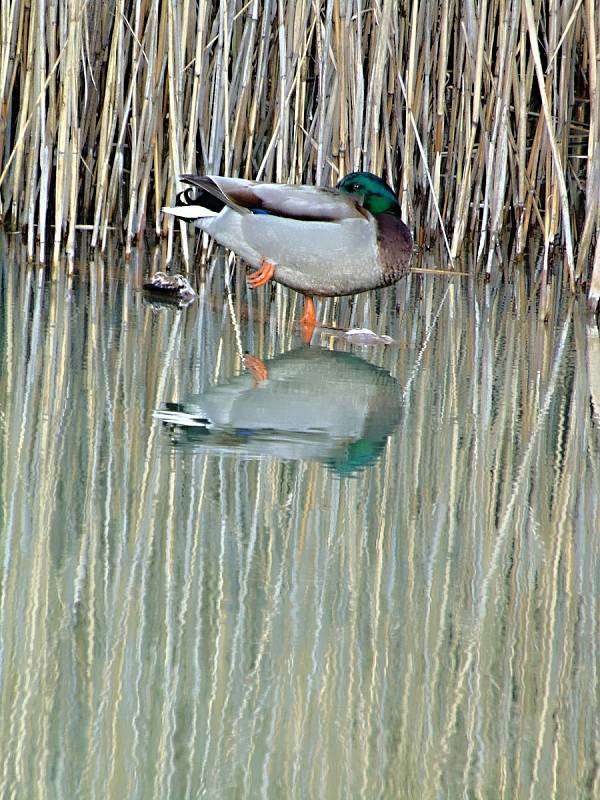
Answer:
[352,183,361,192]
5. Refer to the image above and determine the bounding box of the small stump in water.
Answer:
[143,271,196,306]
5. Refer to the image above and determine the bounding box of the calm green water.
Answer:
[1,235,599,799]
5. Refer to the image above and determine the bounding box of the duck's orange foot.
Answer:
[243,353,268,383]
[299,296,317,344]
[299,296,316,325]
[247,258,275,289]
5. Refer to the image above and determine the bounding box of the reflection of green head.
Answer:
[336,172,401,216]
[328,438,386,476]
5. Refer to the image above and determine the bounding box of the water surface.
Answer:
[1,235,599,799]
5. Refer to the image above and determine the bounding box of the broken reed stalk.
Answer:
[0,0,598,309]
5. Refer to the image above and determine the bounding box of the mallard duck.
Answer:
[162,171,412,331]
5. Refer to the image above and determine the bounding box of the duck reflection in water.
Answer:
[155,347,402,475]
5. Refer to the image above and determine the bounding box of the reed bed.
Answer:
[0,0,599,309]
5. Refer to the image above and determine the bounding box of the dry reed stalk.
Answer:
[432,0,450,218]
[524,0,575,289]
[0,1,598,309]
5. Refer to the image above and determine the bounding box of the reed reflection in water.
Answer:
[0,235,599,799]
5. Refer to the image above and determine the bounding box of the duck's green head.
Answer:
[336,172,400,216]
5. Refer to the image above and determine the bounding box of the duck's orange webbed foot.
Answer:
[247,258,275,289]
[299,296,317,325]
[243,353,268,384]
[299,296,317,344]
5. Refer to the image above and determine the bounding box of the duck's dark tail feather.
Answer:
[162,178,226,221]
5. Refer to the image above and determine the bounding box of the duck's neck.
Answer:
[375,212,413,284]
[376,205,402,218]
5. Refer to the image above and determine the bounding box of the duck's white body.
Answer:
[162,175,411,297]
[198,207,379,296]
